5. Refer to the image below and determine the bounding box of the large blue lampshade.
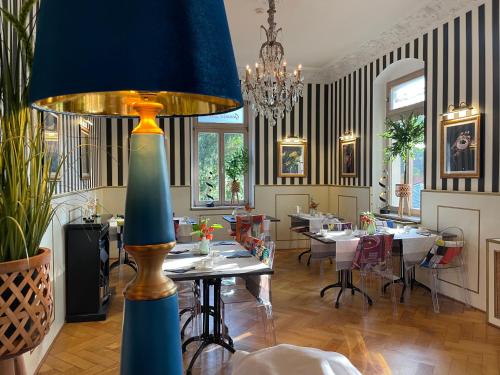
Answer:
[30,2,242,374]
[29,0,242,116]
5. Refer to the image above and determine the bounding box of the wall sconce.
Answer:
[282,135,305,143]
[339,130,357,141]
[444,102,478,120]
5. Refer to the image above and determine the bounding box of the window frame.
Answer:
[192,107,250,208]
[386,69,425,117]
[386,69,425,217]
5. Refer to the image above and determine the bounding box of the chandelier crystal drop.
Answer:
[242,0,304,126]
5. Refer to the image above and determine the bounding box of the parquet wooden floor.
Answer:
[38,249,500,375]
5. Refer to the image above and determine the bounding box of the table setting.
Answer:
[162,241,273,373]
[308,226,436,267]
[163,242,272,281]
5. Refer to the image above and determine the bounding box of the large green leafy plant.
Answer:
[381,113,424,184]
[225,147,249,182]
[0,1,62,262]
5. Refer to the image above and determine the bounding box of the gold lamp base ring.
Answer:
[124,241,177,301]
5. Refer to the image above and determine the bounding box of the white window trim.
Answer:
[386,69,425,117]
[191,107,253,209]
[386,69,425,217]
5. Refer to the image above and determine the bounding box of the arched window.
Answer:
[386,69,425,213]
[372,59,425,217]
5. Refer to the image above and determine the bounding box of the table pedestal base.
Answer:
[384,264,431,302]
[321,270,373,308]
[182,279,235,375]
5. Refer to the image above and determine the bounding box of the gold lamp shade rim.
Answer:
[32,90,242,117]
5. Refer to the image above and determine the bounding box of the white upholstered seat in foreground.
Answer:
[230,344,362,375]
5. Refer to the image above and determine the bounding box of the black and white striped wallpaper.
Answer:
[101,117,191,187]
[1,0,100,196]
[333,0,500,193]
[53,114,101,195]
[254,83,333,185]
[101,83,332,187]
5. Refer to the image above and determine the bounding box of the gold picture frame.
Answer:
[79,123,91,180]
[43,112,61,181]
[440,114,480,179]
[340,139,357,178]
[278,139,307,178]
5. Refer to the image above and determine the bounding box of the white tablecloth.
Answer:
[293,214,341,232]
[230,344,362,375]
[317,229,437,270]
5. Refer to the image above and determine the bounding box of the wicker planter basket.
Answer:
[395,183,411,198]
[0,248,53,361]
[395,184,412,217]
[231,180,241,203]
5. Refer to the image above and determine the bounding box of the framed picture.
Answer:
[79,123,91,180]
[440,114,480,178]
[340,139,357,177]
[278,139,307,177]
[43,112,60,181]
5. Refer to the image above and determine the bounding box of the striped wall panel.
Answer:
[102,83,332,187]
[1,0,100,196]
[52,114,101,195]
[333,0,500,193]
[332,62,374,187]
[254,83,333,185]
[101,117,192,187]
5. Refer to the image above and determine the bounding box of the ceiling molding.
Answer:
[324,0,483,81]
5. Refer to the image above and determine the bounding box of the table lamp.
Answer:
[29,1,242,374]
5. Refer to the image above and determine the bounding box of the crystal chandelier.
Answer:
[242,0,304,126]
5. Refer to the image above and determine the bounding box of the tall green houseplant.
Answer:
[0,0,61,262]
[381,113,424,184]
[0,1,61,370]
[225,148,249,203]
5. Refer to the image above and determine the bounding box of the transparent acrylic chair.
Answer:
[220,238,276,349]
[419,227,469,313]
[176,233,201,341]
[352,234,397,314]
[177,280,201,341]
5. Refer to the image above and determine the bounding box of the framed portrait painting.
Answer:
[440,114,480,178]
[278,139,307,178]
[340,139,357,178]
[43,112,60,181]
[79,123,91,180]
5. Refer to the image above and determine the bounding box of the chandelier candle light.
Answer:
[243,0,304,126]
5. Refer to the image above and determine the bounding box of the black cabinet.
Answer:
[65,215,112,322]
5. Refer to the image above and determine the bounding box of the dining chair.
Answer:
[177,280,201,342]
[352,233,397,314]
[173,217,199,339]
[235,214,265,244]
[419,227,469,313]
[220,236,276,349]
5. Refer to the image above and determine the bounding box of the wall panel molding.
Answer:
[421,190,500,310]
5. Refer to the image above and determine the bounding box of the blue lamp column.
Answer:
[28,2,243,374]
[120,100,182,375]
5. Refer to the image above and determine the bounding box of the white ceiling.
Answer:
[224,0,479,80]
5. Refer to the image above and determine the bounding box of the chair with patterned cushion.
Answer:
[235,214,265,244]
[419,227,469,313]
[352,233,397,313]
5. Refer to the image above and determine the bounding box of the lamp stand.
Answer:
[120,101,183,375]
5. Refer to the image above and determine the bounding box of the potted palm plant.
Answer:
[0,2,59,373]
[225,148,249,204]
[381,113,424,217]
